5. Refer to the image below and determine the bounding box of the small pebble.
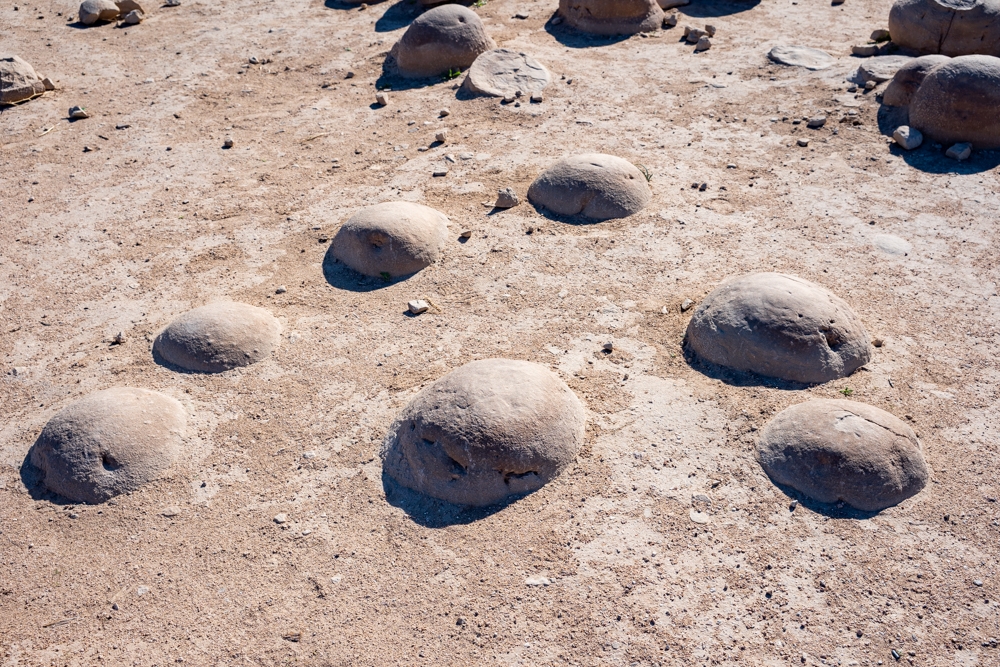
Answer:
[807,116,826,129]
[705,24,716,36]
[870,28,890,41]
[864,80,876,90]
[68,106,89,119]
[375,91,388,106]
[438,108,450,117]
[459,230,473,239]
[113,331,126,345]
[529,92,543,103]
[123,9,142,24]
[513,11,529,19]
[789,499,799,511]
[602,342,614,352]
[797,138,810,147]
[680,298,693,312]
[974,580,984,586]
[435,129,448,143]
[432,168,448,177]
[408,299,429,315]
[852,44,879,57]
[223,138,234,148]
[945,142,971,161]
[694,36,711,52]
[892,125,922,150]
[495,187,519,208]
[273,513,287,524]
[275,285,287,294]
[552,15,563,25]
[502,93,515,104]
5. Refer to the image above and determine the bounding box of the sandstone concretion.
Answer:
[389,5,496,78]
[527,153,652,221]
[154,302,282,373]
[461,49,550,97]
[889,0,1000,57]
[331,201,449,278]
[558,0,664,35]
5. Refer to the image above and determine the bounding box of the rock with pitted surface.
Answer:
[29,388,187,504]
[558,0,664,35]
[330,201,449,278]
[461,49,550,97]
[0,56,46,105]
[382,359,585,507]
[685,273,872,384]
[527,153,652,221]
[79,0,120,24]
[154,302,282,373]
[389,5,496,78]
[889,0,1000,57]
[758,399,929,511]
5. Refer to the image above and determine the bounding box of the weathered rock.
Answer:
[558,0,664,35]
[889,0,1000,58]
[858,55,913,82]
[852,44,879,57]
[115,0,144,12]
[685,273,872,384]
[389,5,496,78]
[758,399,929,511]
[460,49,550,98]
[893,125,923,149]
[123,9,142,23]
[903,55,1000,149]
[495,187,519,208]
[527,153,652,221]
[946,141,972,159]
[79,0,120,24]
[330,201,449,278]
[29,388,187,504]
[0,56,46,106]
[882,54,950,105]
[694,36,712,51]
[381,359,585,506]
[768,45,835,70]
[154,302,282,373]
[69,105,89,119]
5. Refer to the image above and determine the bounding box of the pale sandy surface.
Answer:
[1,0,999,665]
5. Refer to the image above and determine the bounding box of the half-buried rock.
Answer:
[382,359,585,507]
[0,56,46,105]
[527,154,651,222]
[558,0,664,35]
[461,49,550,98]
[330,201,449,278]
[29,388,187,504]
[154,302,282,373]
[883,54,1000,149]
[389,5,496,78]
[889,0,1000,58]
[685,273,872,384]
[767,45,835,70]
[758,399,929,511]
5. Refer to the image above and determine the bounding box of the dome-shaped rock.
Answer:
[382,359,585,507]
[558,0,664,35]
[330,201,449,278]
[758,399,930,511]
[389,5,496,78]
[904,54,1000,149]
[79,0,120,24]
[0,56,46,106]
[29,388,187,504]
[889,0,1000,57]
[685,273,872,384]
[154,302,282,373]
[527,153,651,221]
[882,54,950,106]
[461,49,551,97]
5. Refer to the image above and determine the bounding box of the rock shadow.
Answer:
[374,0,423,32]
[765,477,882,520]
[528,202,633,225]
[382,471,522,527]
[876,105,1000,174]
[681,338,813,390]
[322,243,416,291]
[676,0,761,18]
[543,14,632,49]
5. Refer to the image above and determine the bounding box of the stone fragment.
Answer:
[79,0,119,24]
[527,153,652,221]
[461,49,550,98]
[705,24,716,37]
[123,9,141,23]
[330,201,449,278]
[807,116,826,128]
[408,299,429,314]
[797,138,810,147]
[892,125,923,149]
[115,0,144,12]
[946,142,971,160]
[154,302,282,373]
[223,138,234,148]
[870,28,891,42]
[695,36,711,51]
[389,5,496,78]
[663,13,677,27]
[435,129,448,143]
[495,187,519,208]
[69,105,89,119]
[852,44,878,57]
[558,0,664,35]
[768,45,835,70]
[375,91,388,106]
[0,56,45,105]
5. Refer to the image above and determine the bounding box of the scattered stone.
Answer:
[680,298,693,312]
[223,138,234,148]
[273,513,287,524]
[525,575,551,586]
[79,0,119,24]
[330,201,449,278]
[527,153,652,221]
[807,116,827,128]
[381,359,586,506]
[871,28,891,42]
[690,509,710,524]
[768,45,835,70]
[530,92,543,102]
[974,579,984,586]
[0,55,46,105]
[433,168,449,177]
[389,5,496,78]
[889,0,1000,58]
[165,0,180,5]
[495,187,519,208]
[502,92,515,103]
[435,129,448,143]
[438,107,450,117]
[892,125,922,149]
[122,9,142,23]
[154,302,282,373]
[705,24,716,37]
[461,49,551,98]
[685,273,873,384]
[758,399,929,511]
[864,80,876,89]
[685,27,706,43]
[459,230,473,239]
[797,138,810,147]
[42,77,55,91]
[375,91,388,106]
[408,299,429,315]
[946,142,972,160]
[29,388,187,504]
[558,0,664,35]
[789,499,799,511]
[69,105,89,119]
[663,13,677,27]
[275,285,287,294]
[694,36,711,51]
[513,11,529,19]
[112,331,126,345]
[161,507,180,517]
[852,44,879,57]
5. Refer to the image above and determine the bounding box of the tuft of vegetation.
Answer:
[839,387,854,397]
[380,272,391,283]
[636,164,653,183]
[473,0,487,6]
[442,68,463,81]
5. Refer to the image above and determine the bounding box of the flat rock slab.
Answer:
[768,45,835,70]
[873,233,912,256]
[859,55,913,83]
[461,49,550,97]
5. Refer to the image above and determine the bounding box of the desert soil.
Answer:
[1,0,999,665]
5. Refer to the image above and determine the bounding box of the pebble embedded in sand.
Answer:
[758,399,929,511]
[558,0,664,35]
[685,273,872,384]
[767,45,835,70]
[461,49,551,98]
[527,153,652,221]
[0,56,46,105]
[381,359,585,507]
[330,201,449,278]
[389,5,496,78]
[29,388,187,504]
[154,302,282,373]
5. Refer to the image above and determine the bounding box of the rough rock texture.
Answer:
[767,45,835,70]
[0,56,46,106]
[685,273,872,384]
[330,201,449,277]
[29,388,187,504]
[382,359,585,506]
[79,0,120,24]
[527,153,652,221]
[461,49,550,97]
[558,0,664,35]
[154,302,282,373]
[758,399,930,511]
[905,55,1000,149]
[882,54,951,105]
[389,5,496,78]
[889,0,1000,57]
[115,0,144,12]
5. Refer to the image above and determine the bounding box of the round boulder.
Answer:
[889,0,1000,58]
[389,5,496,78]
[685,273,872,384]
[0,56,46,106]
[29,388,187,504]
[461,49,550,97]
[758,399,929,511]
[381,359,585,507]
[882,54,950,106]
[330,201,449,278]
[527,153,652,221]
[79,0,120,24]
[558,0,664,35]
[154,302,282,373]
[905,54,1000,149]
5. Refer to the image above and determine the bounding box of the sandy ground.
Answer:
[2,0,999,665]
